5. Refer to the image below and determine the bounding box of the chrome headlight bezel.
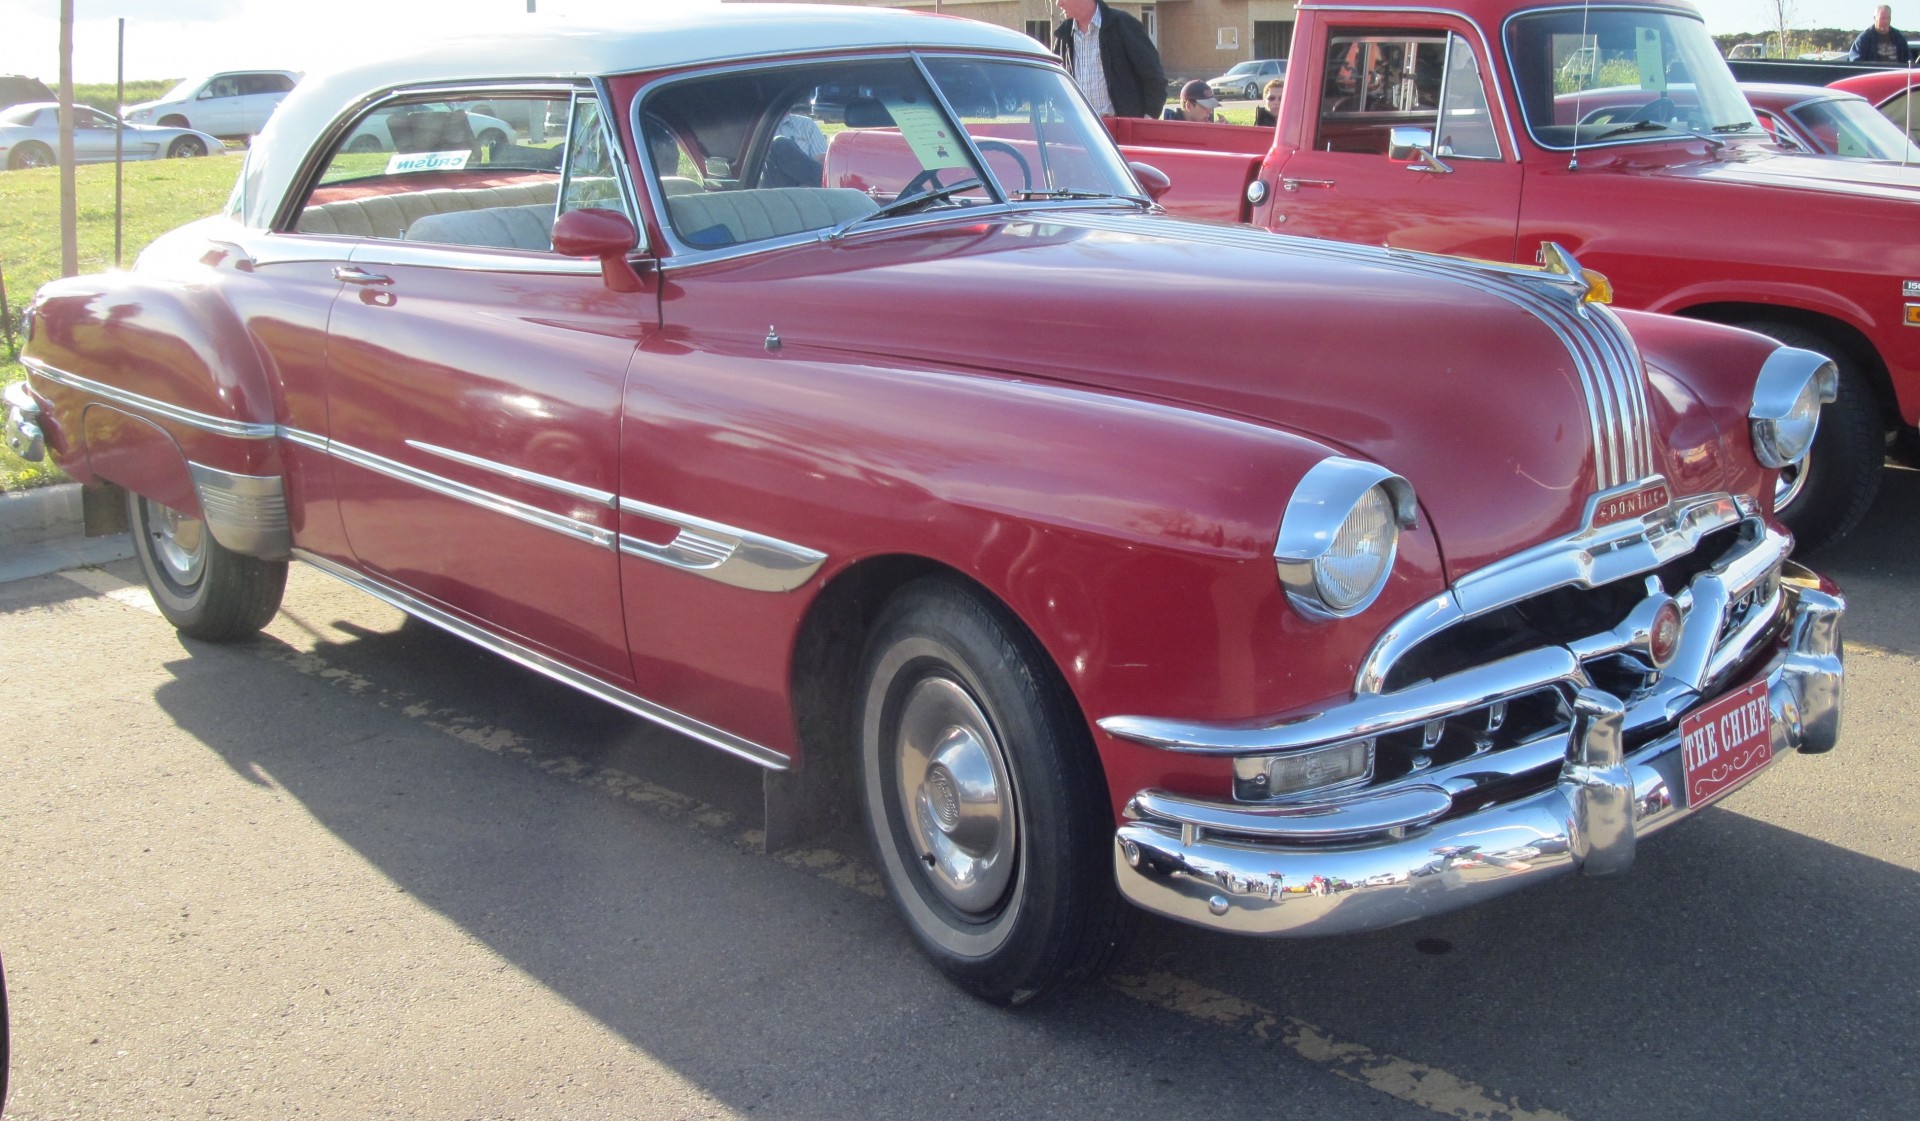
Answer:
[1275,458,1417,620]
[1749,346,1837,469]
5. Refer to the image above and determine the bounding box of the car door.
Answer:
[307,89,655,682]
[194,75,243,134]
[1271,29,1522,262]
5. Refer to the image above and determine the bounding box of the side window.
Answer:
[1435,34,1500,158]
[293,94,567,251]
[204,77,241,100]
[1313,32,1448,155]
[559,94,631,220]
[242,74,295,96]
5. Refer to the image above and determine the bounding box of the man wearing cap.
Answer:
[1163,79,1220,121]
[1054,0,1167,119]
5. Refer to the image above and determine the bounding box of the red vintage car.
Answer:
[4,3,1846,1004]
[1829,68,1920,148]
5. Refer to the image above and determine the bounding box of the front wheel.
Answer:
[128,490,287,640]
[1738,321,1883,553]
[858,577,1131,1005]
[167,134,207,159]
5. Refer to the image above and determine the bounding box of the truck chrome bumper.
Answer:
[1112,570,1844,937]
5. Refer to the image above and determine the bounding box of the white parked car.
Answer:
[123,70,299,138]
[342,103,517,156]
[1,102,223,169]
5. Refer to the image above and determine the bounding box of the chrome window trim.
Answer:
[406,439,617,507]
[270,79,604,236]
[21,357,277,439]
[1497,4,1745,154]
[295,549,791,771]
[1293,6,1523,158]
[327,437,615,550]
[618,496,827,593]
[633,51,1148,265]
[344,240,604,275]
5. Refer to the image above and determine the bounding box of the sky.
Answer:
[0,0,1894,85]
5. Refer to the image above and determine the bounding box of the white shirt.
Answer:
[1069,9,1114,116]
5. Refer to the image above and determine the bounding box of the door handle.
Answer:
[332,266,392,285]
[1280,177,1336,191]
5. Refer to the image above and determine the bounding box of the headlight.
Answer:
[1275,458,1416,619]
[1749,346,1837,468]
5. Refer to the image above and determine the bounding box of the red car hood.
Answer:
[708,212,1749,578]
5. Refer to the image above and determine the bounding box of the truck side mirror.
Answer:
[551,207,647,294]
[1388,127,1452,174]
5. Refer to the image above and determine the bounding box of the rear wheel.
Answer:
[8,141,52,170]
[1738,320,1883,553]
[128,490,287,640]
[858,577,1131,1005]
[347,134,383,153]
[167,134,207,159]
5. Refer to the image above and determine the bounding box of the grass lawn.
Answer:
[1,153,239,490]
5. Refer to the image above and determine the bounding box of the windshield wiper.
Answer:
[1011,188,1148,205]
[1712,122,1761,133]
[827,178,983,241]
[1593,120,1679,142]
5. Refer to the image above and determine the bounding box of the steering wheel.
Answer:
[1626,95,1678,123]
[975,139,1033,194]
[898,139,1034,202]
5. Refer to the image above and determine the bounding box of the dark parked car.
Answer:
[0,74,55,111]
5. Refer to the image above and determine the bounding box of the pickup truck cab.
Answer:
[1113,0,1920,552]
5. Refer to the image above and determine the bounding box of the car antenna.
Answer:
[1569,0,1593,170]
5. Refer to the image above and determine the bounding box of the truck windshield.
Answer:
[1506,8,1760,149]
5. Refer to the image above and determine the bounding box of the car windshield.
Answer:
[1508,8,1759,149]
[1224,62,1262,76]
[158,75,212,102]
[637,54,1144,251]
[1792,95,1920,161]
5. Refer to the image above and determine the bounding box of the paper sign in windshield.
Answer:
[386,150,471,175]
[885,98,973,172]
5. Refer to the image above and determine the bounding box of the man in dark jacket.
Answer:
[1849,5,1914,65]
[1054,0,1167,119]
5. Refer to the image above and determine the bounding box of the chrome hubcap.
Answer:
[144,497,207,586]
[894,676,1016,915]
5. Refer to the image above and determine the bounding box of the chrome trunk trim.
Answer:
[294,550,792,771]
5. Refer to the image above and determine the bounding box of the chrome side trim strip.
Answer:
[327,438,614,549]
[294,550,791,771]
[188,462,291,560]
[406,439,618,508]
[617,497,827,593]
[22,357,278,440]
[278,426,329,453]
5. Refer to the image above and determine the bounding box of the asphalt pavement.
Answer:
[2,473,1916,1120]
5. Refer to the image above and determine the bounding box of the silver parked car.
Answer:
[1206,58,1287,101]
[1,102,223,170]
[122,70,299,138]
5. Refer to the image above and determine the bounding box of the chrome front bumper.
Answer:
[1112,566,1844,937]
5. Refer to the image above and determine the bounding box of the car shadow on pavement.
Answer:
[143,573,1920,1121]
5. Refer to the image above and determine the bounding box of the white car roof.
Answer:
[235,2,1051,228]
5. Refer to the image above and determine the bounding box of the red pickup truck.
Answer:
[1111,0,1920,552]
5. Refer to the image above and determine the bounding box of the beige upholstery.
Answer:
[666,187,877,247]
[404,203,556,251]
[297,180,561,239]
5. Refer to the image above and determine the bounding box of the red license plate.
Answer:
[1679,679,1774,808]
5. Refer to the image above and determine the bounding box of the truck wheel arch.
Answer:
[1678,302,1894,429]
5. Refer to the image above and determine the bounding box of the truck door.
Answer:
[1271,30,1522,262]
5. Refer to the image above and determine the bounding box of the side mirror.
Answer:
[551,207,646,294]
[1388,127,1452,173]
[1127,160,1172,202]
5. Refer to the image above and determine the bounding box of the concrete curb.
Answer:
[0,483,135,584]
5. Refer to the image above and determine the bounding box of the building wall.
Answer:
[725,0,1302,82]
